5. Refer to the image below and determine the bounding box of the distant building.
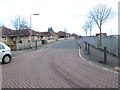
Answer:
[57,31,66,38]
[72,33,79,39]
[39,32,58,40]
[96,33,107,37]
[109,35,120,38]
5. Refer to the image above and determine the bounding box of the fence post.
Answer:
[87,43,90,55]
[109,37,111,53]
[116,38,118,56]
[85,42,87,50]
[35,41,37,50]
[16,43,18,50]
[104,47,107,63]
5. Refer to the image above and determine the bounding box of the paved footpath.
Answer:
[2,40,119,88]
[77,40,119,71]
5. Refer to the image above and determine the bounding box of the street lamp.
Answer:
[30,13,39,29]
[64,27,67,40]
[29,13,39,48]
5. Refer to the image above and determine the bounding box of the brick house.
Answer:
[39,32,58,40]
[57,31,66,38]
[0,26,42,50]
[72,33,79,39]
[96,33,107,37]
[0,26,14,45]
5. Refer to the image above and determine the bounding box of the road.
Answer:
[2,40,118,88]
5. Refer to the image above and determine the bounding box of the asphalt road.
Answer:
[2,40,118,88]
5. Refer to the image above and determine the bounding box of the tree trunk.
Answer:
[90,29,91,37]
[99,27,102,47]
[86,31,87,36]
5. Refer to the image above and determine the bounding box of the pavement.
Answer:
[77,40,119,72]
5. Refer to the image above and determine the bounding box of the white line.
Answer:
[78,46,119,74]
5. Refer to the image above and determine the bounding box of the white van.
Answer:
[0,42,12,64]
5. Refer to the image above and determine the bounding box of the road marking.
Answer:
[78,46,119,74]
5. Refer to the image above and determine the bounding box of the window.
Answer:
[13,38,16,41]
[19,37,23,43]
[2,36,7,41]
[0,44,5,50]
[20,41,22,43]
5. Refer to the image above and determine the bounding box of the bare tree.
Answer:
[89,3,113,46]
[87,17,93,36]
[11,15,30,30]
[82,22,89,36]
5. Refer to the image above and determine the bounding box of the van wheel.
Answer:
[2,55,11,64]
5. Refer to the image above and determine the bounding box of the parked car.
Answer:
[0,42,12,64]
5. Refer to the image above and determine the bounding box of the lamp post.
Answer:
[30,13,39,29]
[30,13,39,48]
[64,27,67,40]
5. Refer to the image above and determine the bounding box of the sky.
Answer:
[0,0,119,36]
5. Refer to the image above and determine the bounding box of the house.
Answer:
[72,33,79,39]
[0,26,17,50]
[0,26,14,45]
[0,26,42,50]
[65,33,71,38]
[9,29,42,43]
[0,26,42,43]
[39,32,58,40]
[96,33,107,37]
[57,31,66,38]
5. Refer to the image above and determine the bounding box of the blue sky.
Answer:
[0,0,119,35]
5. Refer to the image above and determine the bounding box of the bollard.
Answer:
[87,43,90,55]
[79,45,81,49]
[104,47,107,63]
[85,42,87,50]
[35,41,37,50]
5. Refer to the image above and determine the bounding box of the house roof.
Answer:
[10,29,39,36]
[0,26,41,36]
[39,32,57,35]
[0,26,71,37]
[96,33,107,36]
[57,31,65,35]
[0,26,13,35]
